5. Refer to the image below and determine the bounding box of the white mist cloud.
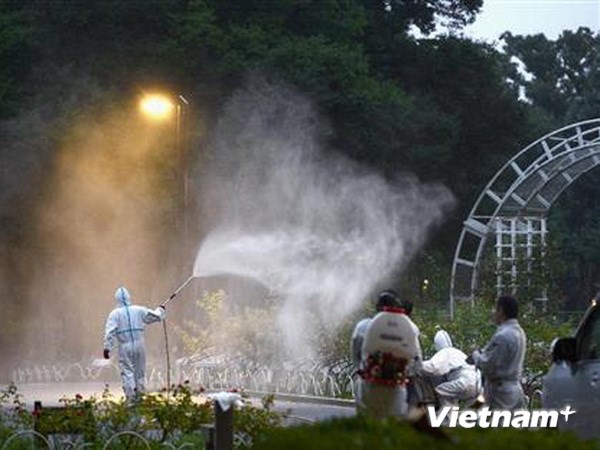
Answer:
[195,76,454,359]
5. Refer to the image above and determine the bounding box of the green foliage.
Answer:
[173,289,227,355]
[519,310,576,380]
[361,0,482,37]
[172,289,284,365]
[36,396,97,442]
[161,0,219,75]
[487,28,600,308]
[250,415,593,450]
[396,251,454,303]
[548,173,600,307]
[390,37,531,206]
[502,27,600,121]
[0,383,281,448]
[268,35,404,107]
[0,0,531,246]
[136,383,213,441]
[0,382,32,430]
[234,394,281,446]
[213,24,277,74]
[314,312,361,368]
[2,0,496,193]
[476,230,567,312]
[415,300,496,360]
[0,4,33,116]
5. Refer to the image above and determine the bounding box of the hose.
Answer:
[163,318,171,399]
[160,275,195,399]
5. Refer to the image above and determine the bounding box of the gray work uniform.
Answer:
[472,319,526,410]
[350,318,371,414]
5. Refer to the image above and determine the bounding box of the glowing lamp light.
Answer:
[139,94,175,120]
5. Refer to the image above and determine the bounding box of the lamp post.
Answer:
[139,92,192,393]
[139,93,191,233]
[176,95,190,218]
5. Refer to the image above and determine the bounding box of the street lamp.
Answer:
[139,92,192,395]
[139,93,191,228]
[139,94,175,121]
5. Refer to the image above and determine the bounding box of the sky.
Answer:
[462,0,600,42]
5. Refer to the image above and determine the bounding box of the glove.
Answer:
[103,349,110,359]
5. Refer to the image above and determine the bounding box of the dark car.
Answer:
[543,300,600,438]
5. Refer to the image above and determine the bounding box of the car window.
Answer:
[578,307,600,360]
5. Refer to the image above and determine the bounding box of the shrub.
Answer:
[0,383,281,448]
[250,416,596,450]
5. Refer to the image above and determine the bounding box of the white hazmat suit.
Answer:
[103,287,165,402]
[422,330,479,407]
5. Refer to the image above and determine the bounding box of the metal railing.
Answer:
[8,357,355,398]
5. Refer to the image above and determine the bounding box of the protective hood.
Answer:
[115,286,132,306]
[434,330,453,351]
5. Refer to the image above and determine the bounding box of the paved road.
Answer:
[3,382,355,424]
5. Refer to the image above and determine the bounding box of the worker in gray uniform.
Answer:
[471,295,527,410]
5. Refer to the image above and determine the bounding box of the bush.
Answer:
[250,416,596,450]
[0,383,281,448]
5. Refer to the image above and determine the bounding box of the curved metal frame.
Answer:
[450,119,600,318]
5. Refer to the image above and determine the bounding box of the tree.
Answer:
[502,27,600,305]
[0,0,541,363]
[502,27,600,121]
[0,4,33,116]
[362,36,534,239]
[549,173,600,308]
[360,0,482,36]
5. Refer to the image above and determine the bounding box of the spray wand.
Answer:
[162,275,195,308]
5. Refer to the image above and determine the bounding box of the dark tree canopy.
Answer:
[0,0,598,360]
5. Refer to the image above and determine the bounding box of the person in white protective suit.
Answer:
[351,290,422,418]
[421,330,480,407]
[103,287,166,403]
[470,295,527,411]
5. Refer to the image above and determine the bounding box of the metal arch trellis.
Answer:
[450,118,600,318]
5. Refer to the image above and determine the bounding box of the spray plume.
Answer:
[194,77,455,359]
